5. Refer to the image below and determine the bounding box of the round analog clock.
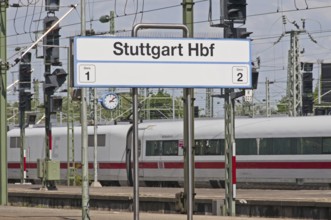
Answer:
[101,92,119,110]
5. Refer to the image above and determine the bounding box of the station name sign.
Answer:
[112,41,216,59]
[74,37,252,88]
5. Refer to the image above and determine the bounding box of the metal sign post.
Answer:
[131,23,190,220]
[224,88,236,216]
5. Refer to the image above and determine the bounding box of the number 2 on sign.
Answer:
[232,66,248,84]
[237,72,243,82]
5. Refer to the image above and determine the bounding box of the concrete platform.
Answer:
[7,184,331,219]
[0,206,295,220]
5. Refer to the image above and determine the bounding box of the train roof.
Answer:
[7,123,133,137]
[7,116,331,139]
[139,116,331,139]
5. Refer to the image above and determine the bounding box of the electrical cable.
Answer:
[114,0,119,17]
[23,1,30,34]
[131,0,139,29]
[294,0,299,10]
[13,6,19,35]
[304,0,309,9]
[124,0,129,15]
[28,0,38,42]
[140,0,145,23]
[208,0,212,25]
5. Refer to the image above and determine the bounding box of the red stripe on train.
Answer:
[7,161,331,169]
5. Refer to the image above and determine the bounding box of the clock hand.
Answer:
[109,97,115,103]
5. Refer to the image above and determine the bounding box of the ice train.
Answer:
[7,116,331,187]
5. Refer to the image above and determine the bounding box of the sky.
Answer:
[5,0,331,117]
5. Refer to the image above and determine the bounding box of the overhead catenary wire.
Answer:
[6,2,331,78]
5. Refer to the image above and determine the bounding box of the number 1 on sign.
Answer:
[85,71,90,81]
[79,65,96,83]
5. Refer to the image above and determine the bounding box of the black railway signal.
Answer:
[224,27,252,39]
[19,64,32,90]
[226,0,247,23]
[301,62,313,115]
[19,52,32,90]
[44,68,67,113]
[44,68,67,95]
[45,0,60,12]
[43,16,61,66]
[19,90,33,111]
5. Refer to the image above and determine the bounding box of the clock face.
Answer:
[101,93,119,110]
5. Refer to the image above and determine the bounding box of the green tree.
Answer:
[142,89,183,120]
[276,96,288,114]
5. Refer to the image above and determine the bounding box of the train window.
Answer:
[88,134,106,147]
[138,140,142,157]
[146,141,161,156]
[146,140,178,156]
[236,139,257,155]
[209,139,224,155]
[10,137,20,148]
[162,141,178,156]
[260,138,300,155]
[275,138,300,154]
[322,138,331,154]
[195,140,204,155]
[302,137,322,154]
[195,139,224,155]
[259,138,273,155]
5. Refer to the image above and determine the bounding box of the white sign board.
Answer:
[74,36,252,88]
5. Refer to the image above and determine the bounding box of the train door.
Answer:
[125,126,133,186]
[125,125,143,186]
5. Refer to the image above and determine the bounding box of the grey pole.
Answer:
[286,30,304,117]
[81,0,90,219]
[184,89,194,220]
[110,11,115,35]
[132,88,139,220]
[0,0,7,205]
[224,89,236,216]
[265,77,270,117]
[19,108,26,184]
[91,88,102,187]
[183,0,195,219]
[318,59,323,105]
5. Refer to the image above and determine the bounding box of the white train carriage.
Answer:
[138,116,331,187]
[7,116,331,187]
[7,124,132,184]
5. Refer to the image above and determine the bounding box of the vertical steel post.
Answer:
[44,64,54,190]
[81,0,90,219]
[93,89,98,183]
[224,89,236,216]
[132,87,139,220]
[0,0,8,205]
[318,59,323,104]
[19,108,26,184]
[286,30,303,117]
[67,40,76,186]
[33,80,39,109]
[182,1,195,219]
[206,88,212,117]
[110,11,115,35]
[91,88,101,187]
[183,88,195,219]
[222,21,238,216]
[265,78,270,117]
